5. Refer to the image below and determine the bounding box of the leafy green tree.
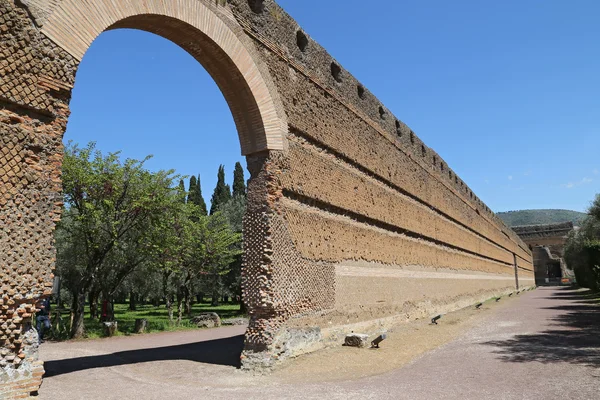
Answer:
[175,205,241,319]
[202,212,242,306]
[219,195,247,307]
[210,165,232,215]
[564,194,600,291]
[121,262,162,311]
[188,175,198,205]
[197,175,208,215]
[60,141,177,338]
[54,208,87,315]
[178,179,186,203]
[145,193,188,323]
[232,162,246,198]
[95,224,155,321]
[188,174,207,215]
[589,194,600,221]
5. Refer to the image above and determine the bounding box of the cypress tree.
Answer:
[188,175,198,205]
[232,162,246,198]
[210,165,232,215]
[195,174,208,216]
[178,179,186,203]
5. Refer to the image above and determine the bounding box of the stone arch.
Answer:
[42,0,287,155]
[35,0,294,361]
[1,1,294,396]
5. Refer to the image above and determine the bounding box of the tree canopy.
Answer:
[209,165,232,215]
[56,142,244,337]
[564,194,600,291]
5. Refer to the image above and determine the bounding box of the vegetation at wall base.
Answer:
[564,195,600,291]
[47,301,244,341]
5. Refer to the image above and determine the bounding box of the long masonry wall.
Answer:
[1,0,533,396]
[227,0,534,345]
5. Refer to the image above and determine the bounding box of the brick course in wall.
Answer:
[1,0,534,396]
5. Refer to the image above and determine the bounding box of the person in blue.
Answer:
[36,297,51,343]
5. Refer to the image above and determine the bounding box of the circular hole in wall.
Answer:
[395,120,401,136]
[331,62,342,83]
[296,30,308,52]
[357,84,365,99]
[248,0,264,13]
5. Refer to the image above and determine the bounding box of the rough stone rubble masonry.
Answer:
[0,0,534,397]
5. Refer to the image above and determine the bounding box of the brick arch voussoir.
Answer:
[41,0,288,156]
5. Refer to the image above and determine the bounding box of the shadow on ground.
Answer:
[482,287,600,367]
[44,334,244,377]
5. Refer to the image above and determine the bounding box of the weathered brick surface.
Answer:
[1,0,76,396]
[1,0,534,395]
[229,0,533,361]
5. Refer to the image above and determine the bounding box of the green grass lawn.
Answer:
[49,301,244,340]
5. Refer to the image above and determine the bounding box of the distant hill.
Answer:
[497,209,587,227]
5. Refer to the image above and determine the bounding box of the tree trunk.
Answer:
[129,291,137,311]
[89,289,100,320]
[166,296,174,323]
[176,286,184,325]
[185,291,193,318]
[162,270,174,323]
[106,296,115,321]
[70,291,86,339]
[211,273,221,307]
[211,292,219,307]
[184,280,194,318]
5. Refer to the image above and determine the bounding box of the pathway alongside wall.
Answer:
[38,287,600,399]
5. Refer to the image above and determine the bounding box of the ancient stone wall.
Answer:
[0,0,78,396]
[228,0,533,350]
[1,0,533,396]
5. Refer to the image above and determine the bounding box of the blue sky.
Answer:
[65,0,599,212]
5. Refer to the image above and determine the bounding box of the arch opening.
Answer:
[106,14,267,156]
[41,0,288,156]
[45,2,289,357]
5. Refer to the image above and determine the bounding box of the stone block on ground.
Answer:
[221,317,249,326]
[344,333,369,348]
[191,312,221,328]
[102,321,118,337]
[134,318,147,333]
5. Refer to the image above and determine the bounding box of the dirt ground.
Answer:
[38,287,600,399]
[272,295,506,383]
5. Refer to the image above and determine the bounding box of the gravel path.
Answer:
[39,287,600,399]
